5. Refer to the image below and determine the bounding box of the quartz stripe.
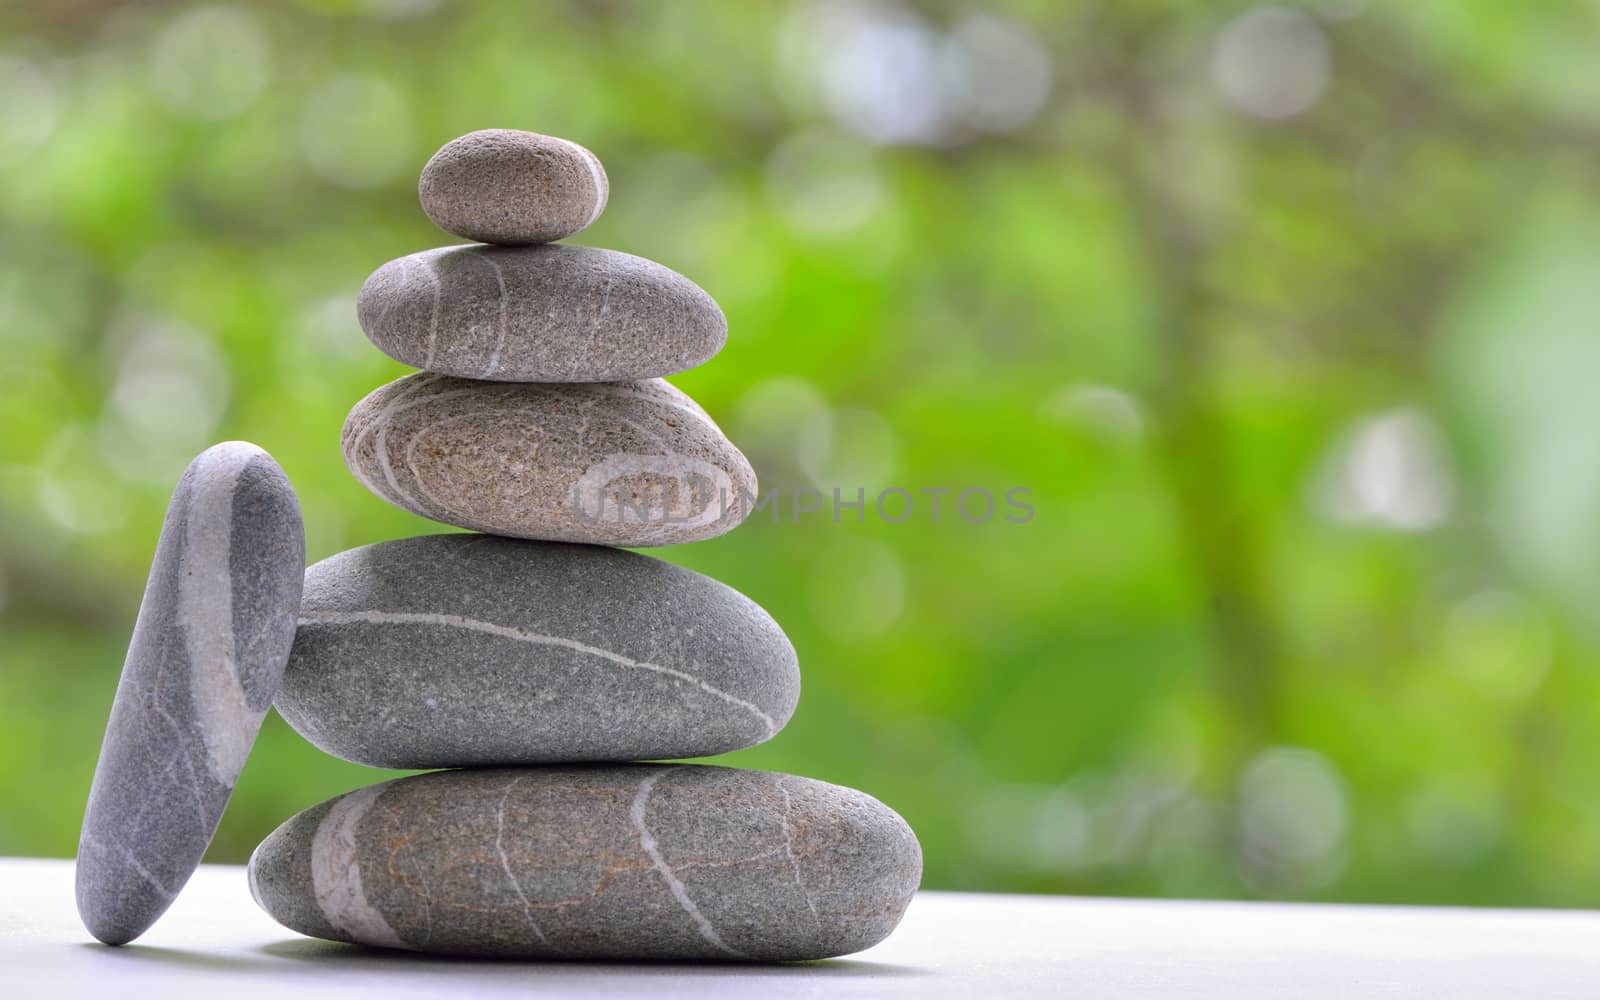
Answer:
[631,769,747,958]
[309,784,408,950]
[178,445,257,783]
[296,609,779,738]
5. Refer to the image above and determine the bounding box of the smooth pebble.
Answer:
[277,534,799,768]
[247,765,921,960]
[357,244,726,382]
[77,442,304,946]
[341,374,757,546]
[418,129,608,245]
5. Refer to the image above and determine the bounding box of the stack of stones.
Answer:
[246,130,922,960]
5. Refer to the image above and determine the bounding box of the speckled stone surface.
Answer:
[276,534,799,767]
[77,442,304,946]
[247,765,922,960]
[419,129,607,246]
[342,374,757,546]
[356,244,726,382]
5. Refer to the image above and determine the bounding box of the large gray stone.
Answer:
[419,129,608,246]
[248,765,922,960]
[77,442,304,946]
[342,374,757,546]
[276,534,799,768]
[356,243,726,382]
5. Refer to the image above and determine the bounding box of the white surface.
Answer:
[4,856,1599,998]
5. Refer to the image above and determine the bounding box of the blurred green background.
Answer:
[5,0,1600,908]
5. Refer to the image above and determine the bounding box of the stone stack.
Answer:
[246,130,922,960]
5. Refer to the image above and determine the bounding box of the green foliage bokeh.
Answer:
[5,0,1600,907]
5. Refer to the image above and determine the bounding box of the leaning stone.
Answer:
[77,442,304,945]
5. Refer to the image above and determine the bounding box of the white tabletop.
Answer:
[3,857,1598,998]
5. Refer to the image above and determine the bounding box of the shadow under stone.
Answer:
[258,937,926,977]
[76,941,279,973]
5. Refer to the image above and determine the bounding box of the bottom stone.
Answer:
[247,764,921,960]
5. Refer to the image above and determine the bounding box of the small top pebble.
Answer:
[419,129,609,245]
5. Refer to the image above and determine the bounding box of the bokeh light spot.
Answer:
[942,15,1053,132]
[0,52,63,166]
[807,537,906,642]
[1238,746,1348,893]
[99,318,231,484]
[765,128,885,239]
[1213,5,1331,121]
[148,6,271,121]
[802,406,900,493]
[784,0,950,146]
[1444,589,1552,701]
[360,0,441,21]
[1315,407,1454,531]
[1043,383,1146,446]
[1405,774,1501,866]
[732,377,834,488]
[298,75,412,189]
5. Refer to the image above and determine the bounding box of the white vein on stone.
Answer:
[573,393,599,453]
[81,829,178,900]
[348,379,742,536]
[605,411,675,453]
[346,374,450,509]
[177,444,258,784]
[630,769,747,958]
[399,837,436,946]
[344,372,435,486]
[574,274,615,380]
[571,452,735,532]
[777,778,824,933]
[167,736,213,836]
[347,373,443,462]
[420,253,443,370]
[493,775,551,947]
[555,136,607,227]
[374,418,421,512]
[310,784,408,949]
[116,749,183,838]
[565,404,713,536]
[144,694,212,834]
[378,256,408,335]
[397,407,544,519]
[473,248,511,377]
[347,380,492,509]
[638,380,722,431]
[296,610,777,738]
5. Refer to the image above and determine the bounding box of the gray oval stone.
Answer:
[419,129,608,245]
[77,441,304,946]
[276,534,799,768]
[356,244,727,382]
[342,374,757,546]
[248,765,921,960]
